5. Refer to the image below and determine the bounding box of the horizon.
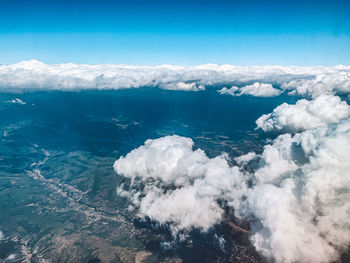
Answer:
[3,59,350,67]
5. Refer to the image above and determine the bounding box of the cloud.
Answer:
[218,86,238,95]
[159,82,205,91]
[114,119,350,262]
[256,95,350,132]
[281,68,350,98]
[8,98,26,105]
[114,135,247,232]
[241,120,350,263]
[1,60,350,97]
[234,151,257,165]
[0,231,4,241]
[238,82,282,97]
[218,83,282,97]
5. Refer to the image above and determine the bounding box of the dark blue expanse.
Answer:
[0,89,296,262]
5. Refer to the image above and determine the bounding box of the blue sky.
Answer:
[0,0,349,65]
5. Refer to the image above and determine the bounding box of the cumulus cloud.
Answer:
[234,151,257,165]
[114,120,350,262]
[114,135,247,232]
[242,120,350,263]
[256,95,350,132]
[238,82,282,97]
[217,86,238,95]
[1,60,350,97]
[218,83,282,97]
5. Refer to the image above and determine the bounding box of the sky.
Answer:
[0,0,350,65]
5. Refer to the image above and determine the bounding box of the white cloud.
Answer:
[238,82,282,97]
[1,60,350,97]
[234,152,257,165]
[281,69,350,98]
[218,83,282,97]
[114,135,247,232]
[0,231,4,241]
[8,98,26,105]
[160,82,205,91]
[256,95,350,132]
[241,120,350,263]
[114,119,350,263]
[217,86,238,95]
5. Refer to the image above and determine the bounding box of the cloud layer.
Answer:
[1,60,350,97]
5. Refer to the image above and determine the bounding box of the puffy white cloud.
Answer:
[114,119,350,263]
[234,151,257,165]
[217,86,238,95]
[218,83,282,97]
[241,120,350,263]
[256,95,350,132]
[8,98,26,105]
[114,135,247,232]
[238,82,282,97]
[1,60,350,97]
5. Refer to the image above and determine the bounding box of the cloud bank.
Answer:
[1,60,350,97]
